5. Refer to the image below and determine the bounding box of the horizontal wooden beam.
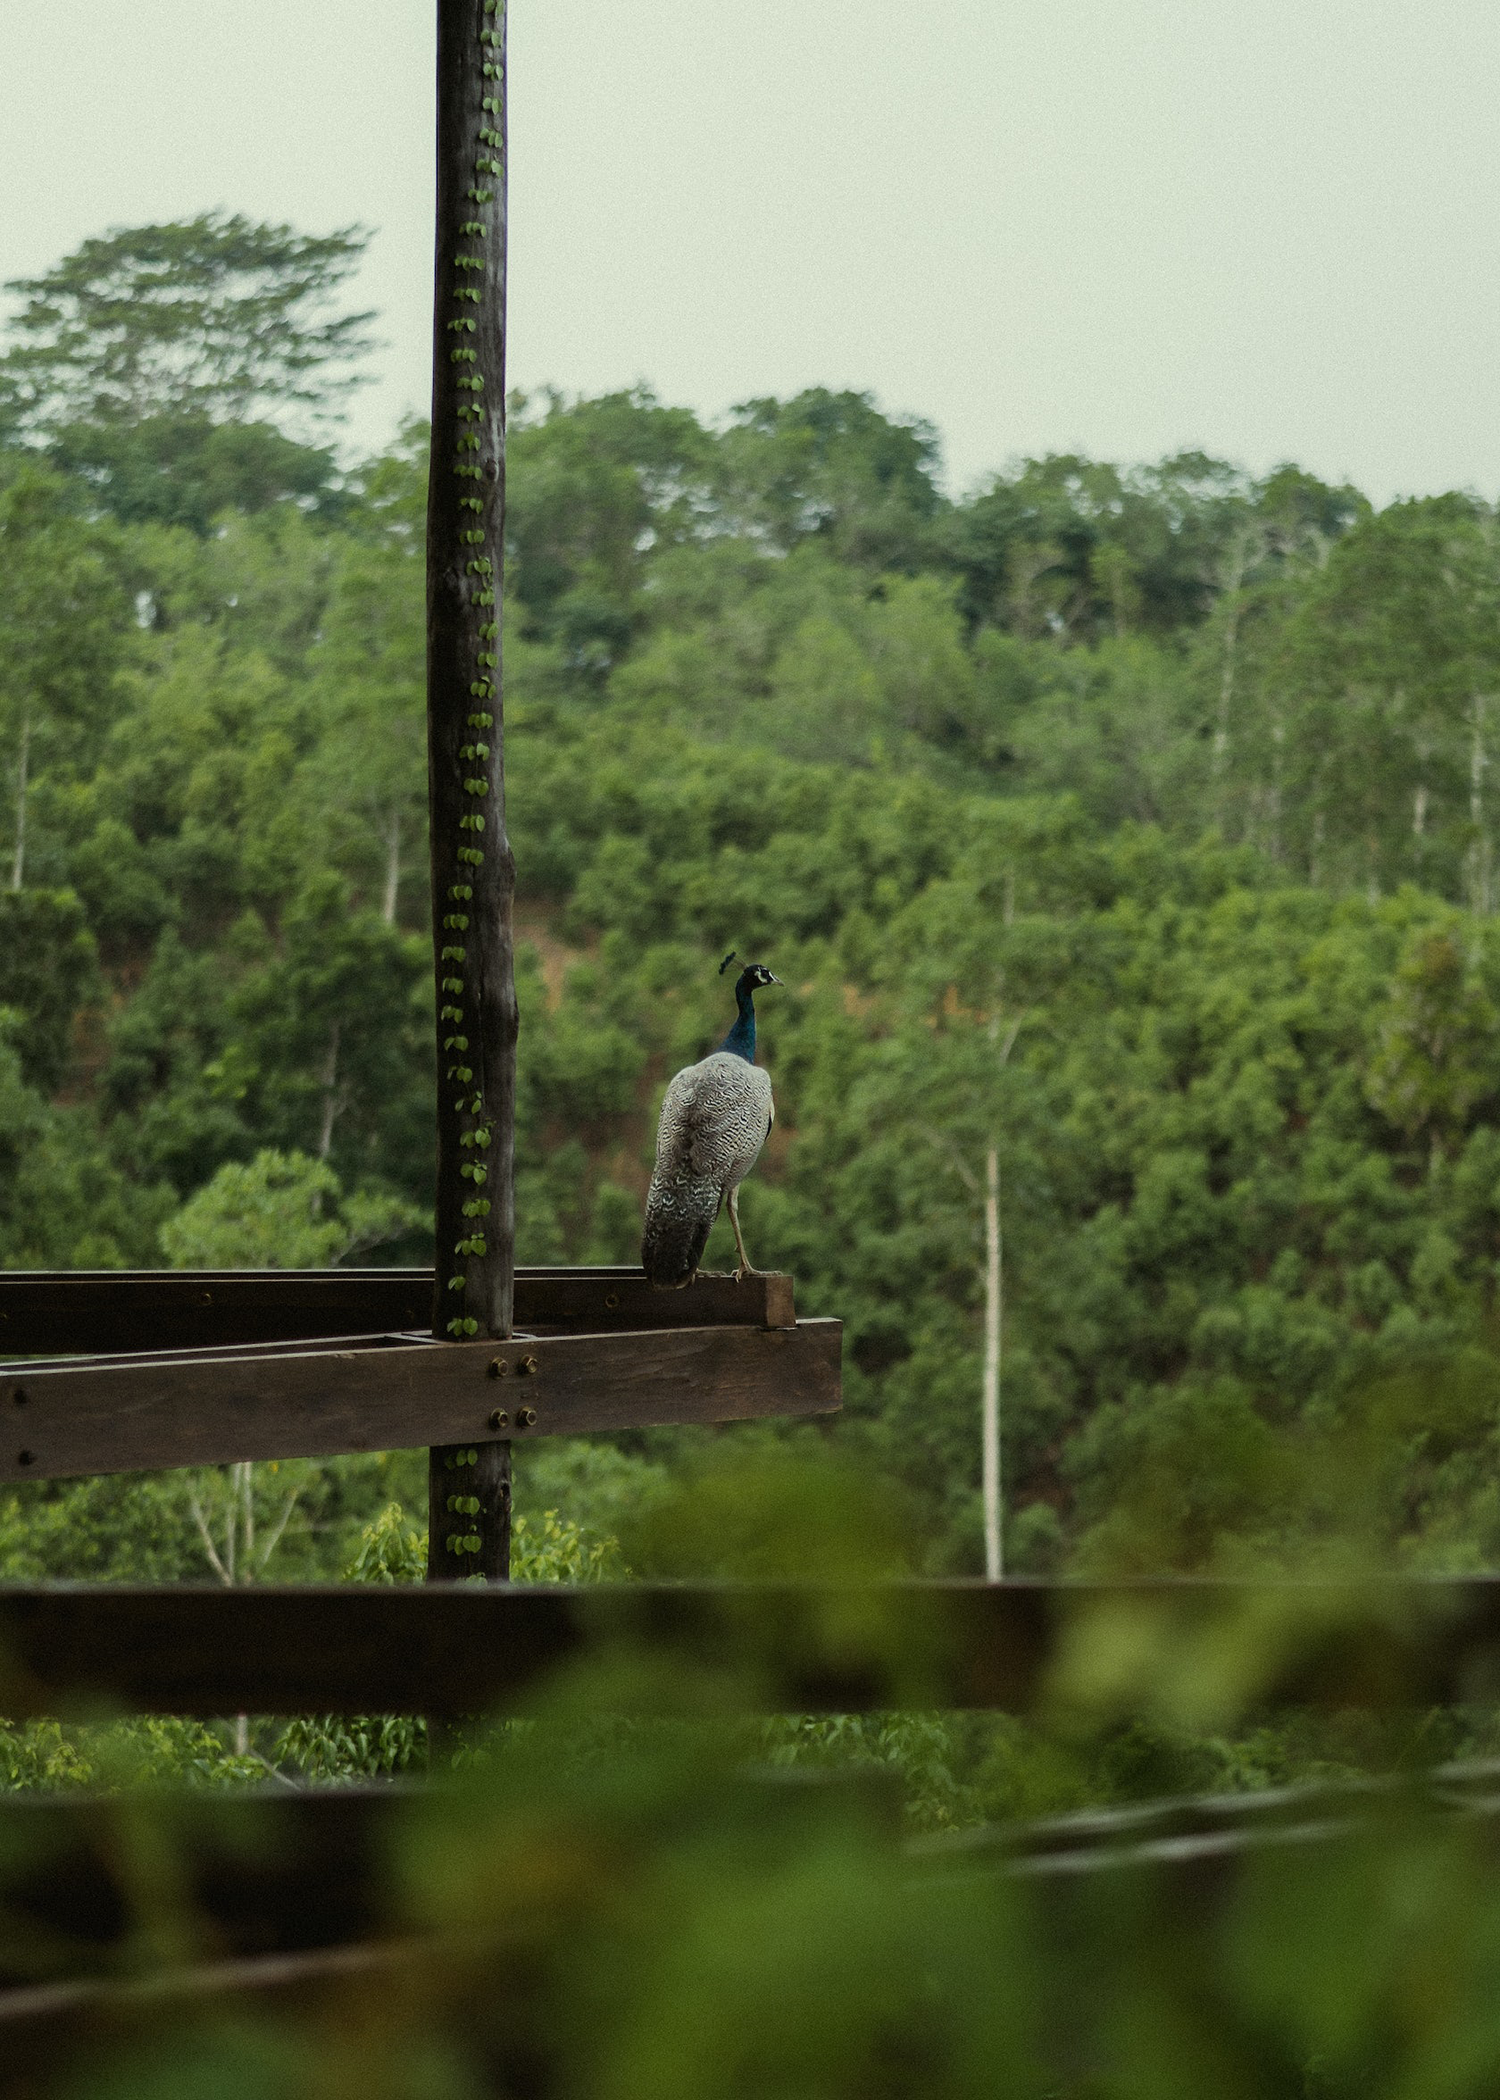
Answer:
[5,1754,1496,1988]
[2,1576,1499,1720]
[0,1784,403,1995]
[0,1320,841,1482]
[0,1267,796,1356]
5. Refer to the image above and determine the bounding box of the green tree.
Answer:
[301,435,428,921]
[1,212,374,430]
[507,387,716,672]
[0,466,130,889]
[1,214,374,526]
[722,387,943,571]
[160,1147,422,1270]
[0,888,98,1090]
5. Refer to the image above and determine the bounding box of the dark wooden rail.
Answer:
[4,1575,1500,1719]
[0,1266,795,1356]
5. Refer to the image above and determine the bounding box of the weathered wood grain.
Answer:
[0,1320,841,1482]
[0,1269,797,1355]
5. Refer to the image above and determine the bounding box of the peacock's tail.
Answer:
[641,1176,721,1289]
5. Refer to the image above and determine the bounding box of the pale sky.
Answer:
[3,0,1499,502]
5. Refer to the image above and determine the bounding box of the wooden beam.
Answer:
[0,1268,797,1356]
[2,1576,1500,1721]
[0,1319,842,1482]
[0,1785,402,1993]
[6,1756,1499,1977]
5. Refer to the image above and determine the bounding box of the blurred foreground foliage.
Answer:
[10,1535,1500,2097]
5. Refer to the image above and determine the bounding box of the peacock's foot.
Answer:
[732,1263,764,1283]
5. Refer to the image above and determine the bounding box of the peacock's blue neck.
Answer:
[718,978,757,1063]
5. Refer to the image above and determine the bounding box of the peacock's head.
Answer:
[719,952,781,994]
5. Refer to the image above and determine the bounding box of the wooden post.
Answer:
[425,0,515,1582]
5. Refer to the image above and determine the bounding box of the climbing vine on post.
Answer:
[426,0,515,1582]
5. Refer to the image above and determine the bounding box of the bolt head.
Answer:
[489,1408,509,1430]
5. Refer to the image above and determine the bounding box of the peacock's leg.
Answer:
[727,1184,756,1281]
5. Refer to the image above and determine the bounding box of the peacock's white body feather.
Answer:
[642,1051,774,1287]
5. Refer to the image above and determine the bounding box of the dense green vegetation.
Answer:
[11,209,1500,2100]
[4,214,1500,1592]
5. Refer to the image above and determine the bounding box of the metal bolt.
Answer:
[489,1408,509,1430]
[488,1357,509,1377]
[516,1406,537,1428]
[604,1291,619,1310]
[518,1354,538,1375]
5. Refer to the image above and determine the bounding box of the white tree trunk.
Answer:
[1470,695,1491,915]
[1212,600,1242,780]
[316,1023,342,1161]
[382,812,401,925]
[1267,712,1285,866]
[1211,527,1254,784]
[10,712,29,892]
[982,1144,1002,1581]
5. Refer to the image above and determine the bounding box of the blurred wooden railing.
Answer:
[3,1574,1500,1718]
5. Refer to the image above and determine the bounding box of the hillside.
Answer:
[5,222,1500,1578]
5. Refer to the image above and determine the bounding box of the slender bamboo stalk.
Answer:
[426,0,515,1583]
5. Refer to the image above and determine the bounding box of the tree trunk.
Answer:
[10,711,29,893]
[426,0,515,1585]
[382,811,402,924]
[982,1144,1001,1581]
[239,1459,254,1573]
[1211,527,1254,788]
[316,1023,341,1161]
[1469,694,1491,916]
[1211,600,1242,780]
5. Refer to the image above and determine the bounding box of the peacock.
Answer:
[641,954,782,1287]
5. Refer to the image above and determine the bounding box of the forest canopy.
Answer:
[3,217,1500,1585]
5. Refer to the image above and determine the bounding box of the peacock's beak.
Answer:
[767,973,783,986]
